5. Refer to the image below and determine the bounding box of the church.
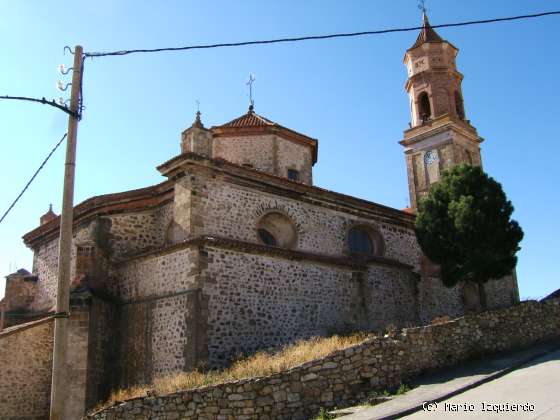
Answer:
[0,14,518,418]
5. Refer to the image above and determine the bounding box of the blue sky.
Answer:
[1,0,558,300]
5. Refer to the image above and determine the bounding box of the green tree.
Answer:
[415,164,523,306]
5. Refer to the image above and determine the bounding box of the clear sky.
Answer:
[1,0,558,300]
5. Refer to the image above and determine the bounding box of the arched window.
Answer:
[348,228,373,255]
[454,91,465,119]
[256,212,297,249]
[418,92,431,122]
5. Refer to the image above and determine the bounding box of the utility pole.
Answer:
[50,45,83,420]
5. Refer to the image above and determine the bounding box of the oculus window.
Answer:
[256,212,297,249]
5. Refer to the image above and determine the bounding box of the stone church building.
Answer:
[0,15,518,418]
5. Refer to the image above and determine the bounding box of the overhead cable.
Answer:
[0,133,67,225]
[84,11,560,58]
[0,95,79,118]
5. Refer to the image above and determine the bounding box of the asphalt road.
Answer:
[406,349,560,419]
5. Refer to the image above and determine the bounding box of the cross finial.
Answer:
[193,100,203,128]
[246,74,256,111]
[418,0,428,17]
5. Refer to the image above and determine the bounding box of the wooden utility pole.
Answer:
[50,45,83,420]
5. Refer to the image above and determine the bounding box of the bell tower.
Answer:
[400,13,483,210]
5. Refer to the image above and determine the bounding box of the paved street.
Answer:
[406,349,560,419]
[338,343,560,420]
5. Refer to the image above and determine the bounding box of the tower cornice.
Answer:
[400,114,481,148]
[404,69,464,92]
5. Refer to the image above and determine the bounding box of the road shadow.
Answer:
[408,339,560,387]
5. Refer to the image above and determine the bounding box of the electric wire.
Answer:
[0,133,67,225]
[2,10,559,224]
[84,10,560,58]
[0,95,79,118]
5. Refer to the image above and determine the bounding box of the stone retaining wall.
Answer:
[0,317,54,420]
[87,299,560,420]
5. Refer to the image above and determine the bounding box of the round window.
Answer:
[256,212,297,249]
[258,228,277,247]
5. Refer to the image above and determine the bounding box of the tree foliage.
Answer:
[415,164,523,288]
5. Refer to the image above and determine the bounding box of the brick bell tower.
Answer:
[400,13,483,210]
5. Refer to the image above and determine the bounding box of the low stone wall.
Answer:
[87,300,560,420]
[0,317,54,420]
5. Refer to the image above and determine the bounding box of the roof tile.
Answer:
[409,13,444,50]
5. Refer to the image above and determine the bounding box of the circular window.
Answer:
[256,212,297,249]
[347,225,384,257]
[258,228,277,246]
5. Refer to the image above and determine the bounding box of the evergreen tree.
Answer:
[415,164,523,304]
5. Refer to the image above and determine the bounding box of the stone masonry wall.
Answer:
[188,173,421,270]
[107,204,172,260]
[111,247,197,301]
[88,300,560,420]
[418,276,464,324]
[112,246,204,387]
[115,291,204,388]
[0,318,54,420]
[212,135,313,185]
[28,204,172,312]
[213,135,275,175]
[30,224,91,312]
[484,274,519,309]
[86,298,118,410]
[202,247,418,367]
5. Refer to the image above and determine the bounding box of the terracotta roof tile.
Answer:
[218,107,275,128]
[212,106,319,163]
[409,13,444,50]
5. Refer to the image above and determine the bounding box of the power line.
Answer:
[84,10,560,58]
[0,95,79,118]
[0,133,67,225]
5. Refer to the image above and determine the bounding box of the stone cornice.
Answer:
[400,114,480,147]
[158,152,416,228]
[24,152,415,249]
[404,69,464,92]
[23,180,175,248]
[115,235,413,272]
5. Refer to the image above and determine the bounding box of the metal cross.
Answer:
[196,99,200,113]
[418,0,428,15]
[246,74,256,108]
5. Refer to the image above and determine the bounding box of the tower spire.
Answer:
[400,15,482,210]
[409,2,444,50]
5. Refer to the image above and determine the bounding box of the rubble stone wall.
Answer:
[107,204,172,259]
[212,135,314,185]
[30,224,91,311]
[111,247,197,301]
[195,175,422,269]
[202,246,419,367]
[0,318,54,420]
[87,300,560,420]
[112,246,203,387]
